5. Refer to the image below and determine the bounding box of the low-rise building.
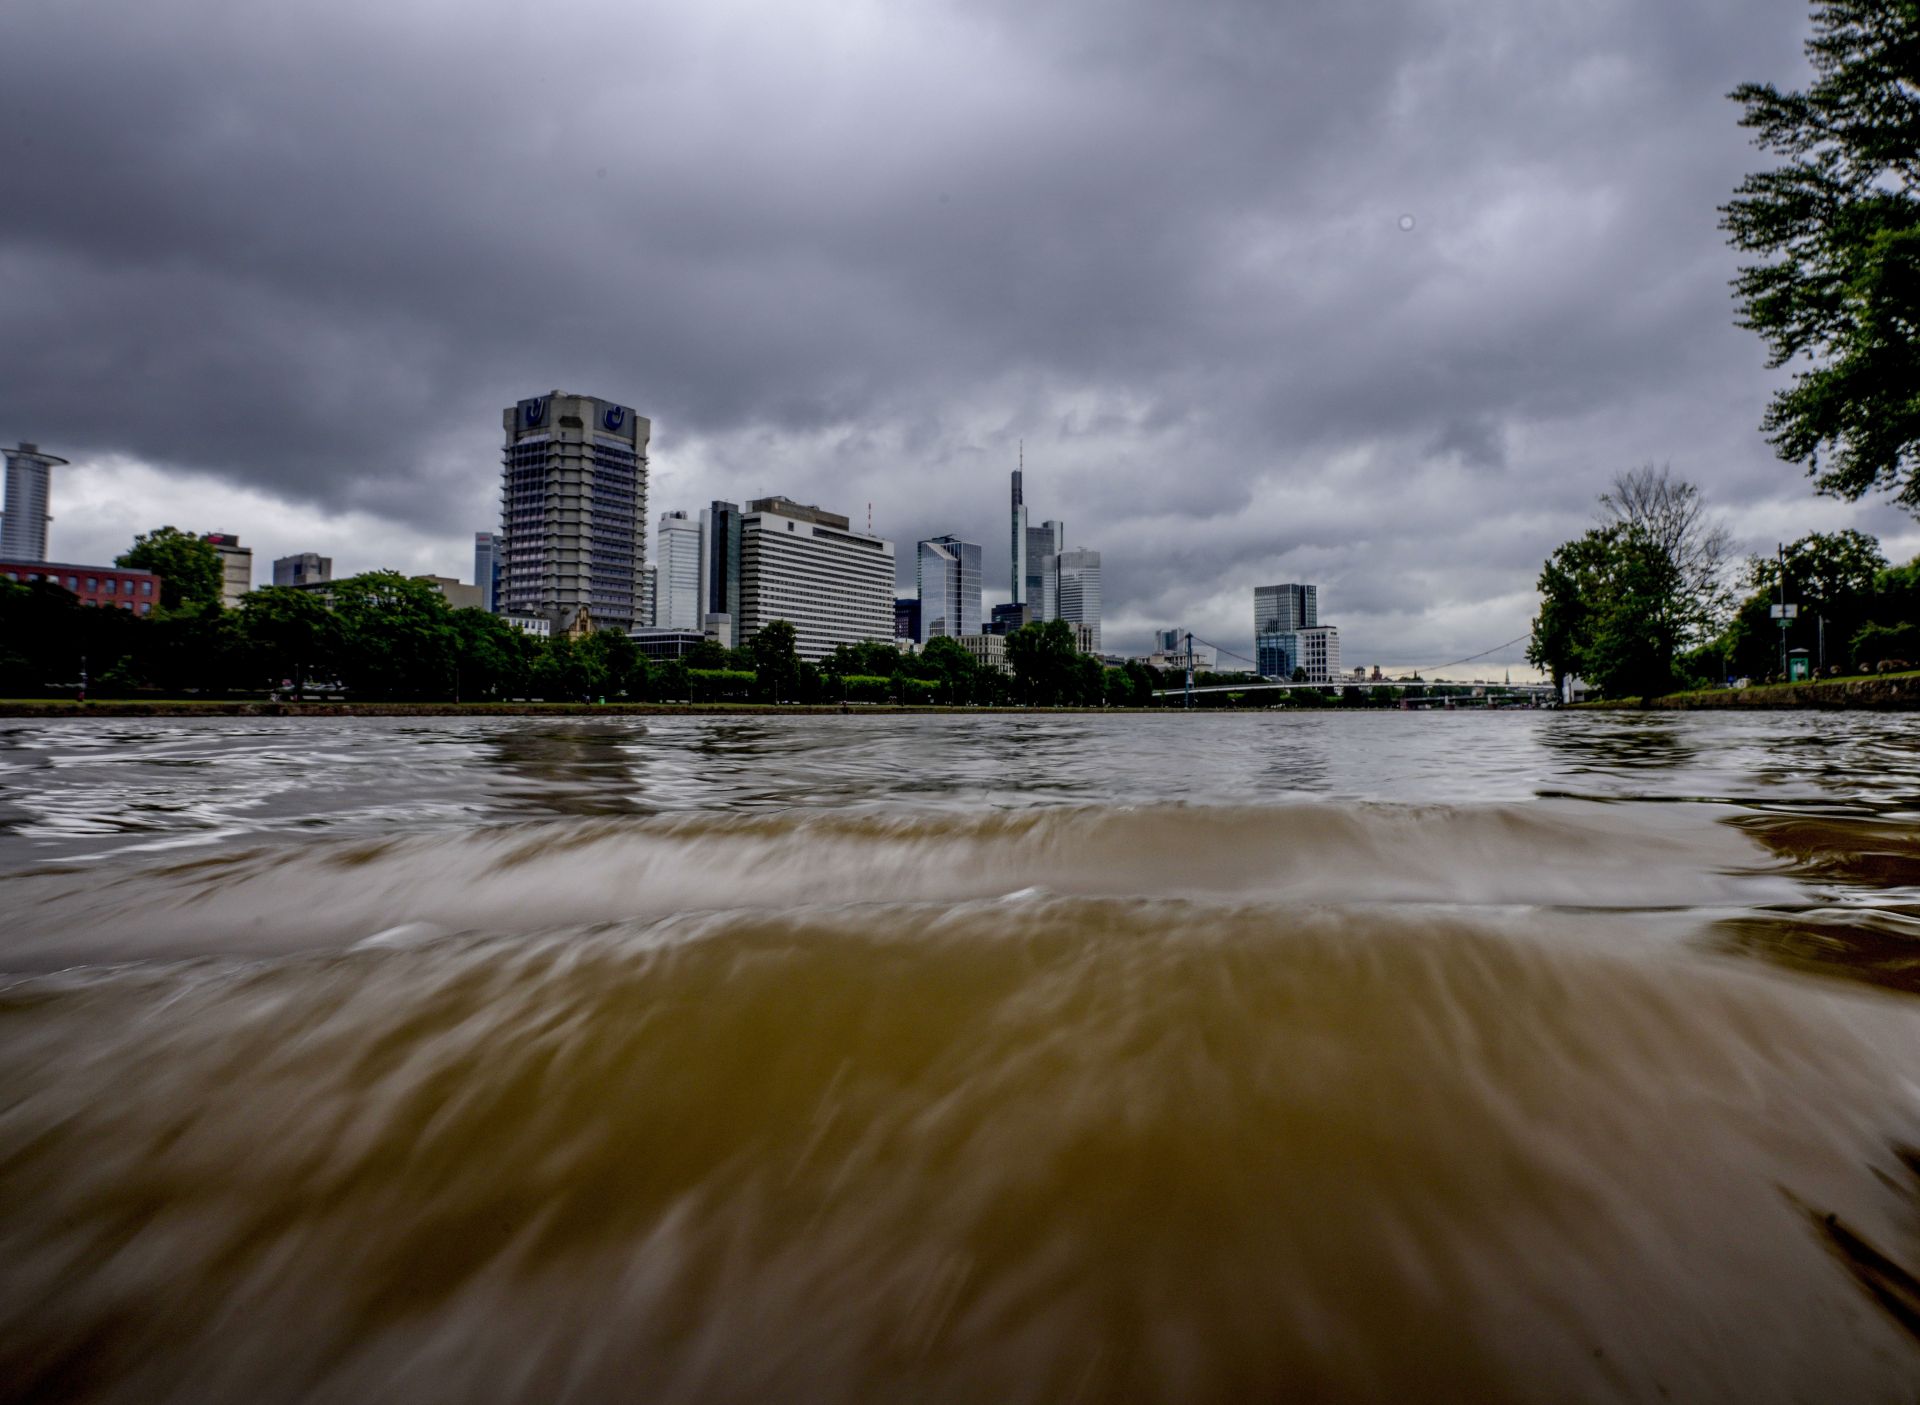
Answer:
[203,533,252,607]
[955,633,1009,674]
[627,627,709,662]
[415,575,485,610]
[1,559,162,614]
[273,552,332,588]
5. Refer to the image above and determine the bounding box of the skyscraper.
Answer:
[916,535,982,640]
[472,533,500,612]
[737,497,893,660]
[703,499,744,641]
[1255,583,1336,680]
[1027,519,1064,619]
[1010,452,1028,606]
[274,553,332,589]
[657,510,704,630]
[1054,548,1102,651]
[1,443,67,562]
[499,391,649,632]
[1255,583,1317,635]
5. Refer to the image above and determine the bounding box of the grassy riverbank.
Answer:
[1584,669,1920,710]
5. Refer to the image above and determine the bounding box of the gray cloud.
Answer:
[0,0,1860,664]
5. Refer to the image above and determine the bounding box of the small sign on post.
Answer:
[1770,603,1798,622]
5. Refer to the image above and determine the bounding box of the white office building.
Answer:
[738,497,894,661]
[1297,625,1341,683]
[656,510,704,630]
[1054,548,1102,652]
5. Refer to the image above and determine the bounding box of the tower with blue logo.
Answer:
[499,391,650,632]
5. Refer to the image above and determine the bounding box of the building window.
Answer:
[141,580,152,596]
[86,577,97,590]
[104,579,117,594]
[66,576,77,589]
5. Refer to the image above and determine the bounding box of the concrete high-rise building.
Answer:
[916,534,981,641]
[657,510,704,630]
[737,497,893,661]
[1054,548,1102,652]
[273,552,332,589]
[1010,458,1028,606]
[499,390,649,632]
[203,533,252,607]
[1,443,67,562]
[472,533,500,612]
[638,564,657,628]
[1027,519,1064,619]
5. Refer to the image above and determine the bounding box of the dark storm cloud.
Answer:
[0,0,1848,660]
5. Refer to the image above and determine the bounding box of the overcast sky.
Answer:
[2,0,1907,671]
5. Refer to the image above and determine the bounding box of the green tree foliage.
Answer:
[0,579,101,692]
[1598,467,1734,645]
[329,572,458,699]
[1004,619,1084,704]
[829,640,903,678]
[236,587,338,698]
[1723,2,1920,506]
[1529,525,1687,697]
[748,620,802,702]
[448,608,536,700]
[1719,529,1888,678]
[117,527,225,612]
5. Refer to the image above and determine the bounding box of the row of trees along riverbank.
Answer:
[1528,468,1920,699]
[4,529,1460,709]
[0,529,1187,706]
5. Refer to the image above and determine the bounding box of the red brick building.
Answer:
[0,560,163,615]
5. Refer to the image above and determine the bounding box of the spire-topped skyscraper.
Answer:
[1009,442,1027,606]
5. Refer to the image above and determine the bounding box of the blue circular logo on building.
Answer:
[520,397,548,428]
[603,405,627,432]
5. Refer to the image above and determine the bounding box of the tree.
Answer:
[236,586,338,698]
[1598,466,1734,642]
[329,572,456,698]
[1717,529,1889,677]
[1529,524,1687,697]
[117,527,224,612]
[749,619,801,702]
[1004,619,1079,705]
[1723,2,1920,506]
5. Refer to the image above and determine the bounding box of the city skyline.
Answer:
[9,0,1910,671]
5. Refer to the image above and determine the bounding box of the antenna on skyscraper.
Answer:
[867,502,872,531]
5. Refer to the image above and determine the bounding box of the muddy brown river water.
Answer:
[6,711,1920,1402]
